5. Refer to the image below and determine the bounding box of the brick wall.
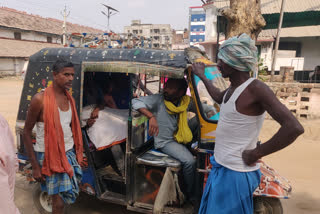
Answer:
[266,82,320,119]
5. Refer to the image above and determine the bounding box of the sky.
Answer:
[1,0,203,33]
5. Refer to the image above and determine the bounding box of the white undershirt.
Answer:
[214,78,265,172]
[34,103,74,152]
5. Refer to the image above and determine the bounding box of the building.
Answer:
[189,6,206,46]
[124,20,173,49]
[196,0,320,75]
[0,7,103,76]
[172,29,189,50]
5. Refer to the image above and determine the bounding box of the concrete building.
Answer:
[124,20,173,49]
[196,0,320,77]
[0,7,103,76]
[172,29,189,50]
[188,6,206,46]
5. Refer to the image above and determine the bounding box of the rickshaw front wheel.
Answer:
[33,184,52,214]
[254,197,283,214]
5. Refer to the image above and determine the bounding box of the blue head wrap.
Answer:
[218,33,258,73]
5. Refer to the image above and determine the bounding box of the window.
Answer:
[154,29,160,34]
[279,42,302,57]
[47,36,52,43]
[150,29,153,33]
[199,39,203,42]
[200,18,204,21]
[194,18,198,22]
[128,30,130,33]
[199,28,203,31]
[14,32,21,40]
[139,30,142,33]
[193,39,196,42]
[133,30,138,34]
[256,45,261,57]
[162,29,166,33]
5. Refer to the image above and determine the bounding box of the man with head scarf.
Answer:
[192,33,304,214]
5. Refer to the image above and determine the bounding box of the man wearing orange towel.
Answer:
[23,59,83,214]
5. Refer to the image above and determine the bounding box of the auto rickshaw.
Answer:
[16,47,291,214]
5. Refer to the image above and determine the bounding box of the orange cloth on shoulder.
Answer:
[42,85,83,178]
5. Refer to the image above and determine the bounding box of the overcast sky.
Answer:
[2,0,203,32]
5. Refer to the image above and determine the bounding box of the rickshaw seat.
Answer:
[136,149,181,169]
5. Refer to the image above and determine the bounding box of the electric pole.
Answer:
[270,0,286,82]
[101,4,119,32]
[61,5,70,46]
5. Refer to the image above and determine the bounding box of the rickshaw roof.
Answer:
[29,48,187,78]
[17,48,188,121]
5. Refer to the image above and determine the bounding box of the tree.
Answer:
[221,0,266,40]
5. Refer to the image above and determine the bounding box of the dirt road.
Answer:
[1,78,319,214]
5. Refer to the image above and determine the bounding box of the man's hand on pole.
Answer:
[192,62,206,79]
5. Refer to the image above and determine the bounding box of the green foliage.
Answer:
[255,58,269,82]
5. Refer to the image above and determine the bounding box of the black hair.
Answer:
[166,78,188,94]
[52,58,74,73]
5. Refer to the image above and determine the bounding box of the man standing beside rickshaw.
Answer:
[192,33,304,214]
[23,59,84,214]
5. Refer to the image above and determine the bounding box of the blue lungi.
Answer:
[199,156,261,214]
[36,149,82,204]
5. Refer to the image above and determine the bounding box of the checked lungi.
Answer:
[36,149,82,204]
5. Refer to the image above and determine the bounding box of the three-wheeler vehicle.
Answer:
[16,47,291,214]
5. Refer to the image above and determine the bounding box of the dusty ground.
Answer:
[1,77,319,214]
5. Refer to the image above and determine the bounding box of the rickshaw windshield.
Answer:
[193,65,228,121]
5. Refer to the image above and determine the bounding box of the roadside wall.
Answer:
[0,57,25,76]
[266,82,320,119]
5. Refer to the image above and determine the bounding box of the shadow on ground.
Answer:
[282,192,320,214]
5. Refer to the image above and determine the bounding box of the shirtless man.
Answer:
[23,59,83,214]
[192,34,304,214]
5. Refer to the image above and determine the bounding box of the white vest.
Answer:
[35,103,74,152]
[214,78,265,172]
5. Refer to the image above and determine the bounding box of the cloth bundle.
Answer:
[81,106,128,150]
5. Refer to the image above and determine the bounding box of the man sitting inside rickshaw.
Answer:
[132,78,215,203]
